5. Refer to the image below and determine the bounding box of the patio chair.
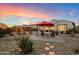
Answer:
[51,30,55,37]
[44,31,51,37]
[40,30,44,36]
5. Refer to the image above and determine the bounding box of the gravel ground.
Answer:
[0,34,79,55]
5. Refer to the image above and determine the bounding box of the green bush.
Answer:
[18,36,33,54]
[0,28,13,37]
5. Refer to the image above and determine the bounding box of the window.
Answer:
[57,24,67,31]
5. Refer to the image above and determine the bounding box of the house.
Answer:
[0,23,7,29]
[11,25,34,32]
[50,19,74,33]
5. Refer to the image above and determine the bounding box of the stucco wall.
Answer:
[50,20,74,31]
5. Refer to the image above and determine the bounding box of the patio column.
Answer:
[37,26,40,35]
[36,25,40,36]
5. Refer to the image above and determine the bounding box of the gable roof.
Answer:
[50,19,59,24]
[50,19,73,24]
[59,20,73,23]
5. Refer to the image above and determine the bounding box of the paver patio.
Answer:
[30,35,64,43]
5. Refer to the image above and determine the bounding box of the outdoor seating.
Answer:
[34,21,54,37]
[44,31,51,37]
[40,30,44,36]
[38,31,41,36]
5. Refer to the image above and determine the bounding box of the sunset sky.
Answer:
[0,3,79,26]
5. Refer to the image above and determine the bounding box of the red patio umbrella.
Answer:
[36,21,54,26]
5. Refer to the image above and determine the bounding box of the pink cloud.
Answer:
[0,14,9,20]
[0,5,49,20]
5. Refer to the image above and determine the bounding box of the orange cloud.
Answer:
[0,5,49,20]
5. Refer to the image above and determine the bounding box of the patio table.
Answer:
[44,32,51,37]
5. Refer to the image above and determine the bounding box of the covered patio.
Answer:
[35,21,55,37]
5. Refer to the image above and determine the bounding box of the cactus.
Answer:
[18,36,33,54]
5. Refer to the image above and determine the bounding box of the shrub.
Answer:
[66,29,78,34]
[23,32,26,35]
[9,33,15,36]
[0,28,6,38]
[0,28,13,37]
[6,28,12,34]
[74,48,79,54]
[66,29,72,34]
[17,32,21,35]
[18,36,33,54]
[66,28,79,34]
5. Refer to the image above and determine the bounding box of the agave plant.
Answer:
[18,36,33,54]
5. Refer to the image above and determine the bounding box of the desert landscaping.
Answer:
[0,31,79,55]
